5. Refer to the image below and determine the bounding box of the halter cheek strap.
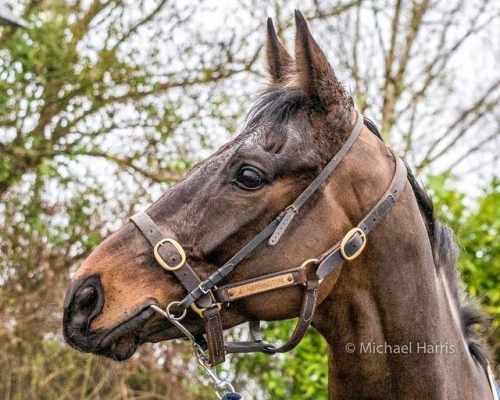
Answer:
[131,212,227,366]
[129,110,408,367]
[130,212,214,311]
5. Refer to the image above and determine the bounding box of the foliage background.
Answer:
[0,0,498,399]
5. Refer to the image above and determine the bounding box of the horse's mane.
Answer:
[364,121,490,369]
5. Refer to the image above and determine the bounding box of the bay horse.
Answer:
[63,11,497,399]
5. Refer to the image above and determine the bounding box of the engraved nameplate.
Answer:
[227,273,295,300]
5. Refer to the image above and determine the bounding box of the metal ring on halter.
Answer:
[150,305,200,349]
[166,301,187,321]
[215,381,236,399]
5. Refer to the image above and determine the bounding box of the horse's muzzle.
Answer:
[62,275,105,352]
[62,276,163,360]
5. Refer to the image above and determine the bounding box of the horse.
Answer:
[62,11,497,399]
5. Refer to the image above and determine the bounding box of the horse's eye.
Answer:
[234,167,264,190]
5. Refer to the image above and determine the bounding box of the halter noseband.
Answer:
[130,110,407,369]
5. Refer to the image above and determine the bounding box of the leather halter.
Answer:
[130,110,408,366]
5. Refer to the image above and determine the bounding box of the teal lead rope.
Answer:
[221,392,241,400]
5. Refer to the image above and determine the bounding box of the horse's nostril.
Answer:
[74,285,97,309]
[63,276,104,330]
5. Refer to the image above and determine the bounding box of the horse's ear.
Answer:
[266,18,293,84]
[293,10,342,106]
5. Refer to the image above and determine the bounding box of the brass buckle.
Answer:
[190,295,222,318]
[299,258,319,269]
[153,238,186,271]
[340,227,367,261]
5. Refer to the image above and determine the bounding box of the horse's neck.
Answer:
[312,186,491,399]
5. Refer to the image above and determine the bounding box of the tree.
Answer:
[0,1,498,399]
[0,0,263,325]
[0,1,262,398]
